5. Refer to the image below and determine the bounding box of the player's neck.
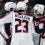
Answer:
[6,12,9,15]
[36,15,42,18]
[19,12,25,14]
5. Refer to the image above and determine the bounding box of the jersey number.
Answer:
[15,19,28,33]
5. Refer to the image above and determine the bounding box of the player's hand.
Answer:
[6,37,11,44]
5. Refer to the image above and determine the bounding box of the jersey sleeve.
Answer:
[0,11,13,25]
[33,16,44,34]
[0,25,9,39]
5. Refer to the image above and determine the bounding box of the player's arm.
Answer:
[33,16,44,34]
[0,31,11,44]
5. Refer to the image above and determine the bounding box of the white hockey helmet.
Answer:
[4,2,16,11]
[17,1,27,10]
[34,4,44,14]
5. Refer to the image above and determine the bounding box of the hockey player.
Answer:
[0,2,16,45]
[0,2,44,45]
[33,4,44,45]
[40,6,45,45]
[4,2,17,45]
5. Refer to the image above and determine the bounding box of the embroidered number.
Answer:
[15,19,28,33]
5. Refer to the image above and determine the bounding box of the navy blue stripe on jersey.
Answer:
[4,23,11,37]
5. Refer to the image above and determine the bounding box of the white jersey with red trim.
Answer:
[0,11,44,45]
[0,11,34,45]
[0,25,9,45]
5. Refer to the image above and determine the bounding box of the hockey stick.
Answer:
[0,31,9,44]
[39,34,41,45]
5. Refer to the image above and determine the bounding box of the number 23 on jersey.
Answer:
[15,18,29,33]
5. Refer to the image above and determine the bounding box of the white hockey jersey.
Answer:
[0,11,44,45]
